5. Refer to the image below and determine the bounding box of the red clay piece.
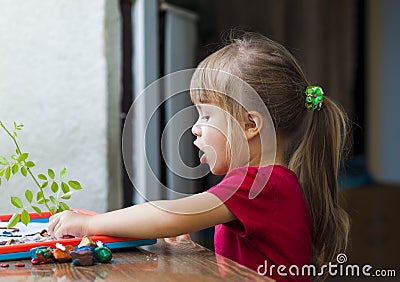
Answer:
[0,263,9,267]
[31,258,41,265]
[14,263,25,267]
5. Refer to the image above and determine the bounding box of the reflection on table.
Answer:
[0,239,272,281]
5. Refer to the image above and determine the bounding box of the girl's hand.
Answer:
[164,233,192,244]
[48,210,91,239]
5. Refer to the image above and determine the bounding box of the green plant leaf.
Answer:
[50,195,57,205]
[36,191,44,202]
[60,167,67,179]
[0,156,8,165]
[38,174,47,180]
[21,166,27,176]
[0,168,4,176]
[49,206,57,213]
[25,189,33,203]
[11,196,23,208]
[5,166,11,180]
[18,153,29,163]
[31,206,42,215]
[37,198,50,205]
[11,154,18,160]
[25,161,35,168]
[58,202,70,212]
[48,169,55,179]
[51,182,59,193]
[61,191,74,200]
[21,209,30,226]
[68,180,82,190]
[7,213,20,228]
[12,164,19,175]
[61,182,70,193]
[41,181,48,188]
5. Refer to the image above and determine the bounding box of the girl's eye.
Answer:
[201,116,210,121]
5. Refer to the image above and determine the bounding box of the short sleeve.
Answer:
[207,167,275,237]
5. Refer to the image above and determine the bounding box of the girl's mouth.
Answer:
[199,150,206,164]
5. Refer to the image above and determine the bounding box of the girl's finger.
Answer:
[48,213,62,236]
[53,216,66,239]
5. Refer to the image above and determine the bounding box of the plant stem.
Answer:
[0,121,22,153]
[0,121,52,213]
[26,168,52,213]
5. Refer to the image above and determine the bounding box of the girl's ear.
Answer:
[244,111,263,140]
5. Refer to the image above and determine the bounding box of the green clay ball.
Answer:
[95,246,112,263]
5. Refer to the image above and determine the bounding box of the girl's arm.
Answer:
[48,192,235,239]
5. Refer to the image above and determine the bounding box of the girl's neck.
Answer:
[247,135,286,168]
[248,154,286,168]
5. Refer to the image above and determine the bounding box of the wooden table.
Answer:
[0,239,273,281]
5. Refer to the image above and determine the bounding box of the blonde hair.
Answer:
[190,32,350,272]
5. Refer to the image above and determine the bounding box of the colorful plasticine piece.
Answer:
[30,246,48,259]
[31,257,52,265]
[52,243,75,263]
[37,247,53,260]
[68,236,96,266]
[70,247,95,266]
[31,246,53,265]
[94,241,112,263]
[27,236,113,267]
[78,236,96,248]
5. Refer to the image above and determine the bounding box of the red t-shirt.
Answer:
[207,165,313,282]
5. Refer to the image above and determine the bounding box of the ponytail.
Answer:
[288,97,350,269]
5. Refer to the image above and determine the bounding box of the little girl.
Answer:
[49,33,349,281]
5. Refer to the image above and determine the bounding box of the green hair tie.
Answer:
[305,86,324,111]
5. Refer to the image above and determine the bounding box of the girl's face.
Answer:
[192,103,230,175]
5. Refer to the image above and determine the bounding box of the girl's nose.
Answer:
[192,123,201,137]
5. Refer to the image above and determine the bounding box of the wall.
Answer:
[380,0,400,183]
[0,0,122,213]
[367,0,400,183]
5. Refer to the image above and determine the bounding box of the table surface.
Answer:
[0,239,273,281]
